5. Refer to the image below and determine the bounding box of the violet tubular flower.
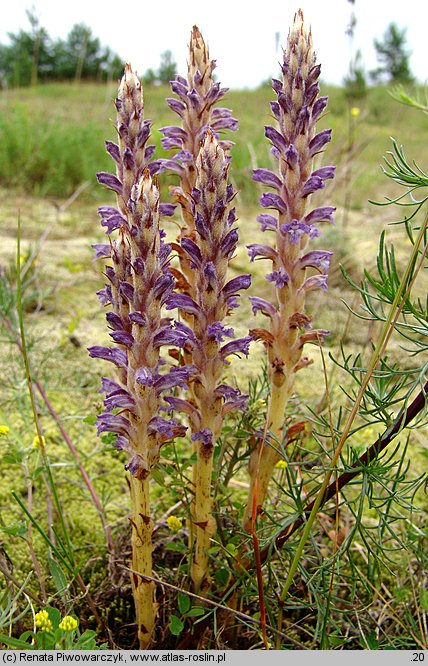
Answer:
[90,65,187,650]
[243,10,335,531]
[167,130,251,591]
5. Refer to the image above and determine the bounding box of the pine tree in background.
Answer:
[371,23,414,83]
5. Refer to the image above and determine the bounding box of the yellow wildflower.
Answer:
[33,434,46,449]
[275,460,287,469]
[0,425,10,437]
[59,615,78,632]
[19,252,30,266]
[35,610,53,632]
[167,515,182,533]
[350,106,361,117]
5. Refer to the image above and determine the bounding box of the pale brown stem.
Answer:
[129,475,155,649]
[243,381,291,532]
[191,445,215,591]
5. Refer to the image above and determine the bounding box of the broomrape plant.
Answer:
[156,27,247,591]
[89,65,194,649]
[165,129,251,591]
[243,9,335,529]
[89,13,339,647]
[85,10,428,650]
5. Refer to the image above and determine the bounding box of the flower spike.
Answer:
[243,10,335,531]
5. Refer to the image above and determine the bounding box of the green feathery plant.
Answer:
[272,103,428,645]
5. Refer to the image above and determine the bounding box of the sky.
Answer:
[0,0,426,89]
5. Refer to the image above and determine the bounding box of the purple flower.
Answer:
[270,101,280,120]
[312,166,336,182]
[299,250,333,273]
[260,192,287,213]
[96,287,111,306]
[104,389,135,411]
[109,330,134,347]
[220,337,252,361]
[257,214,277,232]
[264,126,288,152]
[105,312,126,329]
[308,129,332,157]
[135,367,155,387]
[222,391,249,414]
[302,274,329,292]
[113,436,131,452]
[226,295,239,310]
[96,412,131,437]
[148,417,186,439]
[96,172,122,195]
[194,213,211,240]
[222,274,251,299]
[158,203,177,217]
[105,140,120,163]
[212,115,238,131]
[191,428,213,447]
[221,228,239,258]
[153,326,189,349]
[215,384,241,401]
[119,281,134,302]
[92,244,111,259]
[153,274,175,303]
[162,137,182,150]
[312,96,329,121]
[88,346,127,368]
[187,88,202,110]
[99,377,122,394]
[301,175,325,198]
[284,144,299,169]
[247,243,278,263]
[304,206,336,225]
[280,219,312,244]
[272,78,283,94]
[125,454,144,477]
[203,262,218,288]
[154,365,197,392]
[181,238,203,268]
[166,293,200,316]
[266,268,289,288]
[253,168,282,190]
[129,311,147,326]
[159,126,187,141]
[174,320,197,345]
[166,97,186,116]
[155,158,185,176]
[163,395,198,418]
[207,322,234,342]
[249,297,277,318]
[170,79,189,101]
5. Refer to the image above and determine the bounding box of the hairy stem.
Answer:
[243,381,291,531]
[192,443,215,591]
[130,475,154,649]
